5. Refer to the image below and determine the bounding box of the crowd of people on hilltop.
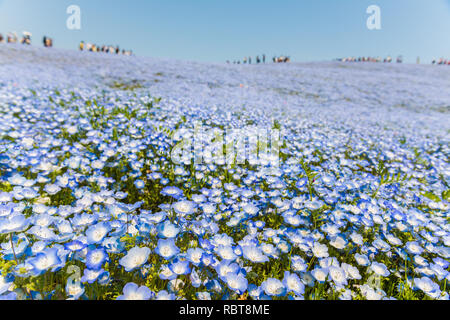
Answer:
[0,31,53,47]
[79,41,133,56]
[338,55,450,65]
[337,56,404,63]
[227,54,290,64]
[432,58,450,66]
[0,30,133,56]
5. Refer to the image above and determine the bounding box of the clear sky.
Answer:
[0,0,449,63]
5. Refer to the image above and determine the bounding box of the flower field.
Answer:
[0,45,449,300]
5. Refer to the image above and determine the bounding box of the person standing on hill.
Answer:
[79,41,84,51]
[263,54,266,63]
[0,34,4,43]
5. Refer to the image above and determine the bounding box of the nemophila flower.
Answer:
[157,221,180,238]
[169,259,191,275]
[0,214,30,234]
[155,239,179,260]
[168,279,185,293]
[385,233,402,246]
[216,245,238,261]
[117,282,154,300]
[405,241,424,255]
[291,256,308,273]
[216,260,240,279]
[328,266,348,286]
[80,268,107,284]
[354,253,370,266]
[86,222,111,244]
[282,271,305,296]
[225,272,248,294]
[155,290,176,300]
[360,284,385,300]
[370,262,390,277]
[312,242,329,258]
[0,275,14,295]
[342,263,362,280]
[119,246,150,272]
[414,277,441,299]
[190,268,202,288]
[329,235,347,250]
[134,179,145,189]
[44,184,61,195]
[433,257,449,270]
[86,248,108,270]
[195,292,211,300]
[161,186,183,199]
[185,247,204,266]
[172,200,196,216]
[159,264,178,281]
[29,248,61,275]
[0,291,17,300]
[311,267,329,283]
[241,244,269,263]
[261,278,286,297]
[242,203,259,216]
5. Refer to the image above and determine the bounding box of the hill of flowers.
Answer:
[0,44,449,300]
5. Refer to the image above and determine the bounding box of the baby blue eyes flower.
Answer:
[134,179,145,189]
[414,277,441,299]
[225,272,248,294]
[0,292,17,300]
[64,240,87,252]
[44,184,61,195]
[0,275,14,295]
[0,214,30,234]
[29,248,61,275]
[405,241,424,255]
[328,266,348,286]
[155,290,176,300]
[155,239,179,260]
[157,221,180,238]
[195,292,211,300]
[241,245,269,263]
[161,186,183,199]
[370,262,390,277]
[354,253,370,266]
[117,282,154,300]
[80,268,107,284]
[282,271,305,296]
[311,267,329,283]
[312,242,329,258]
[86,248,109,270]
[261,278,286,297]
[291,256,308,273]
[119,246,151,272]
[86,222,111,244]
[169,259,191,275]
[172,200,196,216]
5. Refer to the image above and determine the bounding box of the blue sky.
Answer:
[0,0,449,63]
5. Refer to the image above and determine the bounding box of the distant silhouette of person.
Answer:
[263,54,265,63]
[0,34,4,43]
[256,56,260,64]
[79,41,85,51]
[249,57,251,64]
